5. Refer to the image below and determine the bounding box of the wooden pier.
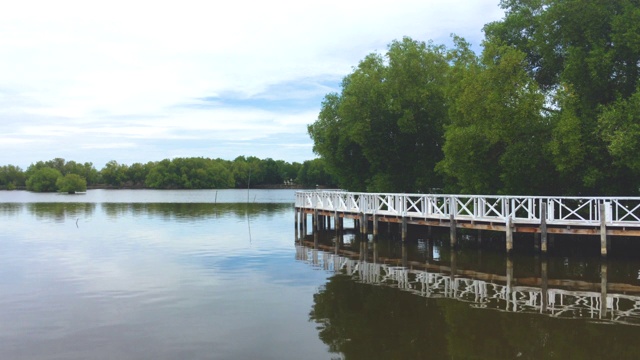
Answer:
[295,190,640,256]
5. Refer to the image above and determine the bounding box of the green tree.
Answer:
[26,167,62,192]
[101,160,129,187]
[0,165,26,189]
[64,161,99,185]
[56,173,87,193]
[126,162,152,187]
[438,39,556,195]
[309,37,449,192]
[484,0,640,194]
[297,158,337,188]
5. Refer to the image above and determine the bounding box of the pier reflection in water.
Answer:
[300,228,640,359]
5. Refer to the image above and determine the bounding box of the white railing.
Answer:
[295,190,640,227]
[296,245,640,325]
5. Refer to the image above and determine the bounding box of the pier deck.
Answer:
[295,190,640,255]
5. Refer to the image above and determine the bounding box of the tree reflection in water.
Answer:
[305,239,640,360]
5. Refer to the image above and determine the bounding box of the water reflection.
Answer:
[0,202,290,221]
[300,232,640,359]
[26,203,97,223]
[100,202,290,220]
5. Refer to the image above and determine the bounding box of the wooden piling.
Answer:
[373,237,379,263]
[373,214,379,236]
[506,217,513,253]
[449,214,457,248]
[600,203,608,257]
[360,212,367,234]
[402,241,408,268]
[302,212,307,236]
[313,209,319,231]
[600,261,608,318]
[541,202,548,253]
[506,256,514,311]
[401,217,408,242]
[541,257,548,312]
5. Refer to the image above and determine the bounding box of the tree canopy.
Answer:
[308,0,640,195]
[309,37,449,192]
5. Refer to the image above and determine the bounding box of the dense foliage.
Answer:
[0,157,337,192]
[309,38,448,192]
[309,0,640,195]
[56,174,87,193]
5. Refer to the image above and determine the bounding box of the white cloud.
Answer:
[0,0,504,168]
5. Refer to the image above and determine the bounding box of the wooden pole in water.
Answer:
[360,212,367,234]
[506,256,514,311]
[600,261,608,318]
[600,203,608,257]
[302,211,307,236]
[401,216,408,242]
[506,217,513,254]
[312,209,317,231]
[541,202,548,253]
[541,257,548,312]
[449,214,457,248]
[373,236,379,263]
[373,214,379,236]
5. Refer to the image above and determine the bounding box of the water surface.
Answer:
[3,189,640,359]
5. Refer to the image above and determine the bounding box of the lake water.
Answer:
[3,189,640,359]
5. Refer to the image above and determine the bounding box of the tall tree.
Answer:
[484,0,640,194]
[309,37,449,192]
[438,39,556,195]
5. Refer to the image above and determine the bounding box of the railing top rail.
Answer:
[295,190,640,201]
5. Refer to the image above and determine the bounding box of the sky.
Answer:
[0,0,505,170]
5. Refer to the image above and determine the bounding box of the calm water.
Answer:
[3,189,640,359]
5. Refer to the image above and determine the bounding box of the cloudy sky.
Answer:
[1,0,504,169]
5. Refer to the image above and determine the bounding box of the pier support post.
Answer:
[373,236,379,263]
[449,215,457,249]
[541,257,548,312]
[302,211,307,236]
[541,202,548,253]
[313,209,319,232]
[402,241,408,268]
[506,217,513,254]
[449,249,458,280]
[401,217,408,242]
[373,214,379,236]
[600,261,608,318]
[600,203,608,257]
[359,213,367,234]
[506,256,514,311]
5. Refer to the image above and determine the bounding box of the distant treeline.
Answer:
[0,157,337,192]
